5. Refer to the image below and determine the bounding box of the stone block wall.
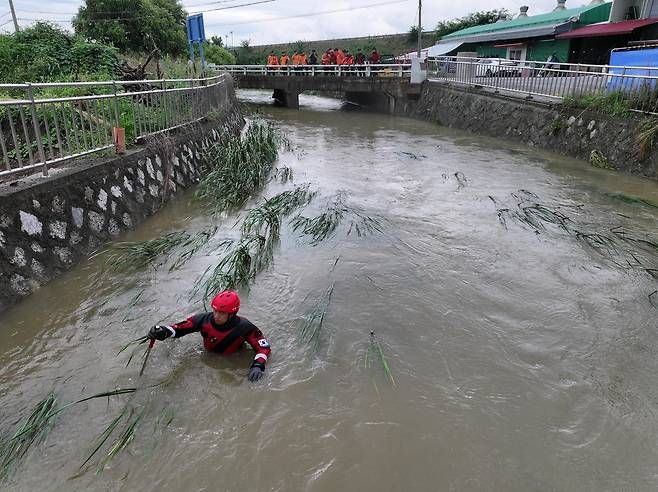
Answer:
[412,82,657,180]
[0,104,244,312]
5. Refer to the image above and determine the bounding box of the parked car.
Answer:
[474,58,521,77]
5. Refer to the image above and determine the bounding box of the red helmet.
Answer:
[210,290,240,314]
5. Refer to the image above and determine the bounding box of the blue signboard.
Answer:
[186,14,206,70]
[186,14,206,44]
[608,47,658,92]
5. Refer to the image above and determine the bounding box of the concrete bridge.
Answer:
[218,64,421,113]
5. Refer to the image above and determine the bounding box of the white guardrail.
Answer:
[217,63,412,78]
[427,56,658,105]
[0,75,229,179]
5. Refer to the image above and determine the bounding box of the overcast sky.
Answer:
[3,0,585,45]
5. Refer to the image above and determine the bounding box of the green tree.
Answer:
[434,9,508,41]
[73,0,187,56]
[0,22,118,82]
[209,35,223,47]
[407,26,422,44]
[204,43,235,65]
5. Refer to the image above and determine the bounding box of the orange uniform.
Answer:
[280,54,291,65]
[267,54,279,65]
[299,53,308,65]
[335,49,345,65]
[321,53,331,65]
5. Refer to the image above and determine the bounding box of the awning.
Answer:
[493,42,525,48]
[427,40,464,57]
[556,18,658,39]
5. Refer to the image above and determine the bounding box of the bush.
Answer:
[0,22,119,83]
[204,43,235,65]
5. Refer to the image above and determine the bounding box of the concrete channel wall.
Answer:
[411,82,658,180]
[0,94,244,313]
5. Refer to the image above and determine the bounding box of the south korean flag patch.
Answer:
[258,338,270,348]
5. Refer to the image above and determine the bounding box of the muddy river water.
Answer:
[1,91,657,491]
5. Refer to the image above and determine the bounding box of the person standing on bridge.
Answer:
[280,51,291,69]
[355,48,366,76]
[329,49,337,65]
[335,47,345,66]
[309,49,318,65]
[266,51,279,74]
[369,48,381,64]
[147,291,271,382]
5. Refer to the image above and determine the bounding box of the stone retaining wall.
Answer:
[411,82,657,180]
[0,101,244,312]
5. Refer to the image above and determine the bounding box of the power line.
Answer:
[206,0,409,27]
[15,0,246,16]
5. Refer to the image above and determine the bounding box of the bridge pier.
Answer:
[273,89,299,109]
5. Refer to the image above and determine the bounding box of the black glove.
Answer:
[148,325,172,341]
[248,364,264,382]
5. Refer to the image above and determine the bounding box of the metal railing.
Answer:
[427,56,658,106]
[0,74,229,179]
[217,63,412,78]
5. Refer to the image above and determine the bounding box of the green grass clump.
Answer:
[194,186,316,302]
[299,283,335,351]
[291,192,383,245]
[364,331,396,389]
[563,91,631,116]
[95,227,218,273]
[0,393,59,482]
[195,121,282,212]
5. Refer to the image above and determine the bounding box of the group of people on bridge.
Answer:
[266,47,381,67]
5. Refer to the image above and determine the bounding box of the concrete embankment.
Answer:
[408,82,657,180]
[0,78,244,312]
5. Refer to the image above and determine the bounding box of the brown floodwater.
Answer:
[0,90,657,491]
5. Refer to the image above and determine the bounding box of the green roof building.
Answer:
[430,1,613,63]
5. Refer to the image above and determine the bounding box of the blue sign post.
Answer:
[186,14,206,73]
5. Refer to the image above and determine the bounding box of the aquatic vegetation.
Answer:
[0,388,140,482]
[454,171,468,190]
[195,121,282,211]
[364,331,396,389]
[194,235,270,300]
[95,232,191,270]
[299,283,335,351]
[291,192,382,245]
[241,185,316,238]
[0,393,59,482]
[273,166,294,183]
[169,227,219,271]
[589,150,611,169]
[491,190,658,281]
[636,117,658,160]
[194,187,316,302]
[605,193,658,210]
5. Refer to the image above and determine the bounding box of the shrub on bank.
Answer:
[0,22,119,83]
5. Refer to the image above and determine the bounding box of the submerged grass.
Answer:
[299,283,335,351]
[291,192,383,245]
[96,227,219,274]
[0,393,59,482]
[195,121,282,212]
[0,387,141,482]
[194,186,316,302]
[364,331,396,389]
[491,190,658,281]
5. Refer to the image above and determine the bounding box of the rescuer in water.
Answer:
[147,291,270,382]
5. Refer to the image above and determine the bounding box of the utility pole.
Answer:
[8,0,19,33]
[417,0,422,58]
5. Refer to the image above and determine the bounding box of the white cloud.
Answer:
[4,0,588,45]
